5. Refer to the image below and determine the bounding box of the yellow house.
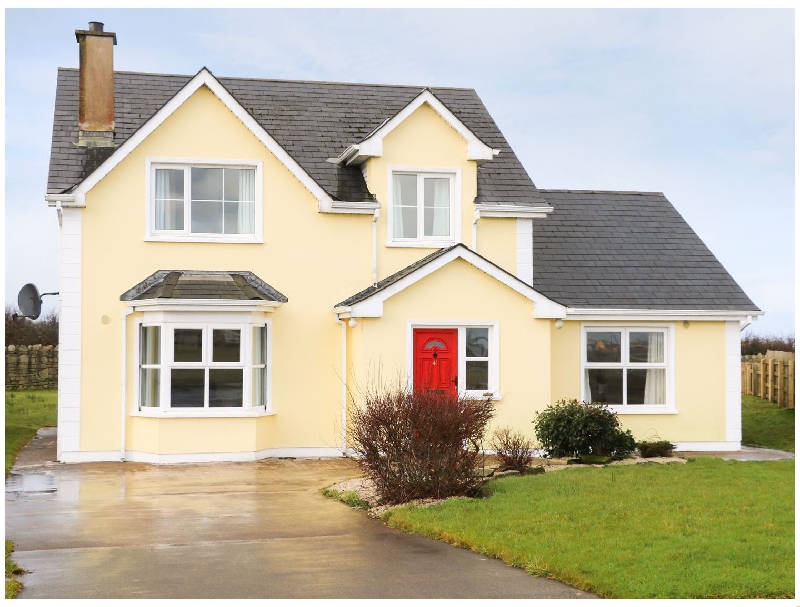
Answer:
[45,23,761,463]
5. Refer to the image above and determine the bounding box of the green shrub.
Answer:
[349,383,495,505]
[491,427,536,472]
[637,440,675,458]
[532,398,635,459]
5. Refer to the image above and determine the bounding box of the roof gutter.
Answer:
[46,193,85,208]
[475,203,553,218]
[565,308,764,322]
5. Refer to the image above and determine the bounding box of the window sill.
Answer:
[131,408,276,418]
[145,234,263,244]
[609,406,677,415]
[386,240,456,249]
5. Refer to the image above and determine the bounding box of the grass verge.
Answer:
[741,395,794,452]
[321,487,371,510]
[5,541,24,599]
[5,390,57,476]
[384,458,794,598]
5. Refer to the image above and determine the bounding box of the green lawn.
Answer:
[385,458,794,598]
[5,390,57,476]
[741,395,794,452]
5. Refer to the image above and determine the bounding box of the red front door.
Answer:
[413,328,458,398]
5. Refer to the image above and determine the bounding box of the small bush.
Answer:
[491,427,536,472]
[349,383,495,505]
[637,440,675,458]
[533,398,635,459]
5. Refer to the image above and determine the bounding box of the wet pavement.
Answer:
[6,428,594,599]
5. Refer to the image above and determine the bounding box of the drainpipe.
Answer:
[120,307,134,461]
[335,316,348,454]
[472,207,481,251]
[371,208,380,286]
[55,200,63,228]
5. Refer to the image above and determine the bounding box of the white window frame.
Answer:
[387,167,461,248]
[145,158,263,243]
[580,325,676,415]
[406,321,500,400]
[133,313,273,418]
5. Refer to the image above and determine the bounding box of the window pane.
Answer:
[253,367,267,408]
[141,326,160,365]
[586,332,621,363]
[253,326,267,365]
[209,369,243,407]
[213,329,240,362]
[466,328,489,357]
[171,369,205,407]
[174,329,203,362]
[191,167,223,201]
[223,201,255,235]
[393,205,418,238]
[627,369,666,404]
[140,368,160,408]
[423,207,450,237]
[191,200,223,233]
[466,361,488,391]
[629,332,664,363]
[155,199,184,231]
[223,168,255,201]
[155,169,184,198]
[585,368,623,404]
[424,178,450,207]
[394,174,417,206]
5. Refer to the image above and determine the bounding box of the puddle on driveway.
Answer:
[6,472,57,494]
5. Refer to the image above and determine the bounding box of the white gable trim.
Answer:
[340,90,498,166]
[54,68,372,214]
[334,246,567,319]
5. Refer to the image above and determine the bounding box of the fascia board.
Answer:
[476,204,554,218]
[351,90,494,164]
[565,308,764,322]
[71,68,334,211]
[125,299,282,313]
[328,200,382,215]
[343,246,566,319]
[45,193,80,207]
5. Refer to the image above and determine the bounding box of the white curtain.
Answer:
[237,169,255,234]
[584,371,592,403]
[393,174,415,238]
[643,332,665,404]
[430,178,450,237]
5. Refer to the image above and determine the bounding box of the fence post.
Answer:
[789,359,795,410]
[759,356,767,399]
[777,359,785,407]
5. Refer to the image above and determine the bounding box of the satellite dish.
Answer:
[17,283,42,320]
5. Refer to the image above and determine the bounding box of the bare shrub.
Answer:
[741,332,795,355]
[491,427,536,472]
[5,306,59,346]
[349,383,495,505]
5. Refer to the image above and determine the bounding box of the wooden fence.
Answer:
[741,351,795,409]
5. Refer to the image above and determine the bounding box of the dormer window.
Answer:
[146,160,263,243]
[388,169,460,247]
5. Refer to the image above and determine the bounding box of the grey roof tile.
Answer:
[120,270,288,302]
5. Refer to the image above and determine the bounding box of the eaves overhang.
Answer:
[564,308,764,323]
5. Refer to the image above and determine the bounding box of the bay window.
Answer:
[582,326,672,411]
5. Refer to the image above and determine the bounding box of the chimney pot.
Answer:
[88,21,104,32]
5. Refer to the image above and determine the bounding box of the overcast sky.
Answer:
[5,8,795,335]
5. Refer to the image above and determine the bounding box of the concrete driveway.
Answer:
[6,429,594,599]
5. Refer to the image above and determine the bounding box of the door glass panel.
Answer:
[209,369,243,407]
[466,328,489,357]
[629,332,664,363]
[586,332,621,363]
[466,361,488,391]
[585,368,623,404]
[171,369,205,407]
[174,329,203,362]
[423,339,446,350]
[212,329,240,362]
[627,369,666,404]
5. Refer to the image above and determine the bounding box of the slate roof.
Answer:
[47,68,549,207]
[531,190,760,311]
[120,270,288,303]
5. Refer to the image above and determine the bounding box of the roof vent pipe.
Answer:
[75,21,117,147]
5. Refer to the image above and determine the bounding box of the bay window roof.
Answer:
[120,270,288,303]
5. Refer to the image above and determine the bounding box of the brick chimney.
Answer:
[75,22,117,147]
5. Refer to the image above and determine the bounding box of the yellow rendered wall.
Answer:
[549,320,728,443]
[81,85,370,454]
[348,258,551,441]
[365,104,517,279]
[476,217,517,276]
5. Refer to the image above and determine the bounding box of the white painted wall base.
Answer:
[59,447,347,464]
[673,441,741,452]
